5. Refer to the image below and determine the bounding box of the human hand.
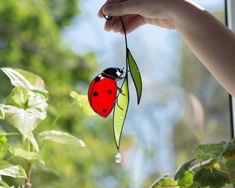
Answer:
[98,0,180,33]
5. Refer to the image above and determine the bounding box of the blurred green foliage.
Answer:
[0,1,130,187]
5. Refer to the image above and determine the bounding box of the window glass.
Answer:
[62,1,230,187]
[0,1,228,187]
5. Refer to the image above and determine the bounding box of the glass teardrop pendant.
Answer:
[115,152,122,163]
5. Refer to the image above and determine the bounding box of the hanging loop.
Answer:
[103,14,112,20]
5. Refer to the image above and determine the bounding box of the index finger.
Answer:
[97,0,121,18]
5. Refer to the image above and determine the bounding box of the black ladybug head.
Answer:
[102,67,124,80]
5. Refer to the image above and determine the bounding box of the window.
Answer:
[227,0,235,138]
[63,1,231,187]
[0,1,233,187]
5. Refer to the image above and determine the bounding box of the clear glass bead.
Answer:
[115,152,122,163]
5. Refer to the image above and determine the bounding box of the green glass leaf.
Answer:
[174,159,195,181]
[70,91,96,116]
[127,49,142,104]
[193,142,225,161]
[1,68,48,96]
[0,160,27,179]
[6,86,29,109]
[39,130,85,147]
[113,78,129,150]
[193,168,230,188]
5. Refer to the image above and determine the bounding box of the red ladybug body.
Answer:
[88,68,124,117]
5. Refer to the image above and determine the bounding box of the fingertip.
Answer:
[102,5,113,15]
[104,22,112,32]
[97,8,104,18]
[97,13,103,18]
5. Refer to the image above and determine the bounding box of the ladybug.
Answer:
[88,67,124,117]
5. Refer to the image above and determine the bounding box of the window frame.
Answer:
[226,0,235,138]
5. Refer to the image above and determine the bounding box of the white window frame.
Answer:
[226,0,235,138]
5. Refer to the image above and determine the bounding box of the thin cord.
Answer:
[103,15,129,78]
[119,17,129,79]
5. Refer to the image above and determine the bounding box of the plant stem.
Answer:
[25,180,32,188]
[24,139,32,187]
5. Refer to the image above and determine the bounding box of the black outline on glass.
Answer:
[127,48,143,104]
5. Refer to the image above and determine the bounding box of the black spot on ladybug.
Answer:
[95,77,101,82]
[103,109,107,113]
[93,92,98,96]
[107,89,112,94]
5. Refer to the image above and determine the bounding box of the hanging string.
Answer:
[103,15,129,79]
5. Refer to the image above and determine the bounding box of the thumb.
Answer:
[103,1,138,16]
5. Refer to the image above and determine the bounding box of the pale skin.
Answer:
[98,0,235,96]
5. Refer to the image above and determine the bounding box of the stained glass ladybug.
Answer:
[88,67,124,117]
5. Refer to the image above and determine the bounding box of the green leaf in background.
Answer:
[6,86,29,109]
[193,168,230,188]
[0,88,48,151]
[113,78,129,150]
[0,160,27,179]
[0,68,48,150]
[16,69,46,90]
[0,180,10,188]
[0,132,18,137]
[151,178,177,188]
[177,171,193,187]
[225,159,235,172]
[0,136,7,145]
[11,148,37,161]
[193,142,225,161]
[174,159,195,181]
[223,142,235,160]
[1,68,48,96]
[0,136,8,159]
[26,132,39,152]
[0,102,46,143]
[149,175,168,188]
[70,91,96,116]
[225,159,235,183]
[0,109,4,120]
[127,49,142,104]
[39,130,85,147]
